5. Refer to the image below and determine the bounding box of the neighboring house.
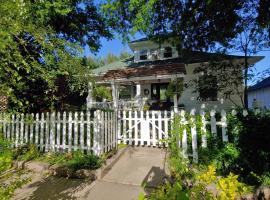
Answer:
[87,37,263,111]
[248,76,270,109]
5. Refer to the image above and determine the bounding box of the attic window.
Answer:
[164,47,172,58]
[140,50,148,60]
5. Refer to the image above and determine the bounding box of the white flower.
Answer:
[220,98,224,104]
[231,110,237,116]
[201,104,206,109]
[243,110,248,117]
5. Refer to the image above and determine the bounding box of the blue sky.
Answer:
[84,36,270,86]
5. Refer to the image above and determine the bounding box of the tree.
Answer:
[102,0,243,51]
[0,0,112,112]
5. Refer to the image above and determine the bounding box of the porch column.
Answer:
[135,83,141,97]
[173,94,178,112]
[172,78,178,112]
[86,82,93,110]
[111,82,119,109]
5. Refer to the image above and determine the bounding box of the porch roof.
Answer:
[102,63,186,81]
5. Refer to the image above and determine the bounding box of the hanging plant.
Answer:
[166,78,184,98]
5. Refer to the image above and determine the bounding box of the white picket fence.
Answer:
[0,109,229,162]
[117,109,228,163]
[0,110,117,155]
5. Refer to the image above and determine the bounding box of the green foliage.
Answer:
[93,85,112,101]
[12,144,39,161]
[166,78,184,98]
[66,151,102,171]
[39,151,102,171]
[0,176,30,200]
[103,0,244,50]
[0,0,112,112]
[0,136,12,174]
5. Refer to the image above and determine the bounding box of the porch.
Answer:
[87,62,187,111]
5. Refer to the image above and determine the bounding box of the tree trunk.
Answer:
[244,52,249,109]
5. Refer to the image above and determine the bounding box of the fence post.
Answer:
[180,110,188,158]
[190,109,198,163]
[93,110,101,155]
[210,110,217,138]
[200,110,207,148]
[221,110,228,142]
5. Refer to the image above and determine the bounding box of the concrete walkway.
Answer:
[84,147,168,200]
[12,147,168,200]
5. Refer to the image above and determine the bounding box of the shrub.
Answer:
[66,151,102,171]
[226,110,270,185]
[0,136,13,174]
[13,144,39,161]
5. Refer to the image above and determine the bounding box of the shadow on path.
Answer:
[21,176,89,200]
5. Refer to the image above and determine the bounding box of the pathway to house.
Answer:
[12,147,169,200]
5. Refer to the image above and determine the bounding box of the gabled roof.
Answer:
[249,76,270,91]
[93,50,264,75]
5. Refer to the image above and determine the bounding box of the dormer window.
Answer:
[164,47,172,58]
[139,50,148,61]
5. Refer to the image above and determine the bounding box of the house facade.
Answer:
[87,38,263,111]
[248,76,270,109]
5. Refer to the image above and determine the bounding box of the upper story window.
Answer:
[139,50,148,61]
[164,47,173,58]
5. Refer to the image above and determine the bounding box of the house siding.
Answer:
[248,87,270,109]
[179,63,243,111]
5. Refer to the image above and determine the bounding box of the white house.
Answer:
[87,37,263,111]
[248,76,270,109]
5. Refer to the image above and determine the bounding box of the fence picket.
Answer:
[74,112,78,151]
[210,110,217,138]
[68,112,72,152]
[19,114,24,145]
[86,111,91,151]
[123,111,127,144]
[50,112,55,151]
[29,113,34,145]
[190,109,198,163]
[40,113,44,151]
[180,110,188,158]
[200,110,207,148]
[158,111,162,146]
[36,113,40,148]
[56,112,61,150]
[80,112,84,150]
[45,113,50,152]
[62,112,67,151]
[152,111,156,147]
[221,110,228,142]
[134,111,138,146]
